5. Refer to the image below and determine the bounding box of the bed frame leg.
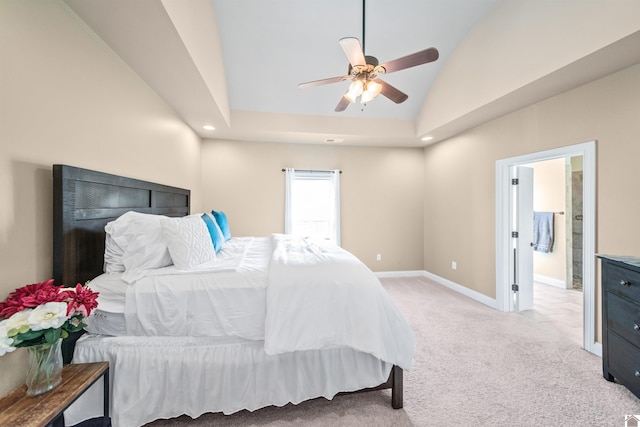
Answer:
[391,365,403,409]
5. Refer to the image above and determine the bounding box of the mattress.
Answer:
[85,237,271,340]
[85,309,127,337]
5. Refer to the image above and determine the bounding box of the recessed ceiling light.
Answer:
[421,136,433,141]
[324,138,344,143]
[203,125,215,131]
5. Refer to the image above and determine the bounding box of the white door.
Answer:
[512,166,534,311]
[496,141,597,355]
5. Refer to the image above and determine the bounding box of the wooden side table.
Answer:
[0,362,109,427]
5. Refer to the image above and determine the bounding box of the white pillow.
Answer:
[104,233,125,273]
[105,211,144,249]
[161,216,216,270]
[104,213,137,273]
[105,212,173,282]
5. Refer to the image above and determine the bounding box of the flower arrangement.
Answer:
[0,279,99,356]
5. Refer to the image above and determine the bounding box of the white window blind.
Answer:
[284,168,341,246]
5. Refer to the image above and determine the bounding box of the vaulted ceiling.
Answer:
[65,0,640,147]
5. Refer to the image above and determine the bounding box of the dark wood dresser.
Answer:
[599,255,640,398]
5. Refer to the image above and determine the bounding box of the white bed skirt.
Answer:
[64,334,393,427]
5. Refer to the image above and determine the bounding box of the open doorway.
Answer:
[525,157,584,348]
[495,141,599,356]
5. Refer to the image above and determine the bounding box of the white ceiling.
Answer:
[63,1,639,147]
[212,0,499,120]
[64,0,501,146]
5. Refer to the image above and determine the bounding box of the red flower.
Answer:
[60,283,99,317]
[0,280,99,320]
[0,279,65,319]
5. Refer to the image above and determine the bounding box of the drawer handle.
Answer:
[635,324,640,331]
[636,371,640,378]
[620,279,631,287]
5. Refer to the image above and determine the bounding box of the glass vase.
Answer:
[26,339,63,396]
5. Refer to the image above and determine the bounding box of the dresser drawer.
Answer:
[605,262,640,303]
[607,292,640,348]
[607,332,640,398]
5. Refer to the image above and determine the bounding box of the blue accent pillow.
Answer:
[201,213,224,252]
[211,210,231,241]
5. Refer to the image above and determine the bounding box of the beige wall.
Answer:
[424,63,640,299]
[201,140,424,271]
[418,0,640,137]
[531,158,566,283]
[0,0,202,395]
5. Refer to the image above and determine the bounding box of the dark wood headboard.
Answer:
[53,165,190,286]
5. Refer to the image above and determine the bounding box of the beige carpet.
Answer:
[147,276,640,426]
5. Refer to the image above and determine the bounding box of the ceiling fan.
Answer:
[297,0,439,112]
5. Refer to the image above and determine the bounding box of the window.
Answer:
[284,168,341,245]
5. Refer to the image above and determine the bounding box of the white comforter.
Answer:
[95,234,415,368]
[264,234,415,370]
[66,235,415,426]
[123,237,271,340]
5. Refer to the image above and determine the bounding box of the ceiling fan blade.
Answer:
[335,94,351,112]
[381,47,439,74]
[339,37,366,68]
[375,78,408,104]
[298,75,351,89]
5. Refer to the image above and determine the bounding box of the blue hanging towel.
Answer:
[533,212,554,253]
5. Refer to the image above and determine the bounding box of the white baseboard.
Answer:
[376,270,497,309]
[534,274,566,289]
[374,270,426,278]
[422,271,498,309]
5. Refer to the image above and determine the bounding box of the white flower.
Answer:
[0,319,8,337]
[28,302,68,331]
[0,337,15,356]
[0,320,16,356]
[5,310,32,335]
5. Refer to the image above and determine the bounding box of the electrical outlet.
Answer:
[376,254,382,261]
[451,261,457,270]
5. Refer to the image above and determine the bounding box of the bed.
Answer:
[53,165,415,427]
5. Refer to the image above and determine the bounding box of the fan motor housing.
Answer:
[364,55,379,66]
[348,55,383,77]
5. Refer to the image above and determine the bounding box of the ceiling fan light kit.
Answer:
[345,79,363,102]
[359,79,382,104]
[297,0,439,112]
